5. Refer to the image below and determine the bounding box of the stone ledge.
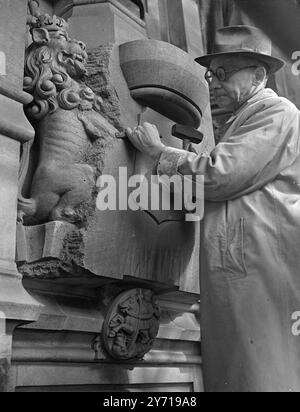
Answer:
[17,288,199,341]
[0,94,34,143]
[12,335,202,365]
[11,362,203,391]
[16,221,198,299]
[0,276,42,323]
[0,78,33,106]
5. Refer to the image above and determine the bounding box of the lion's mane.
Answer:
[23,41,98,120]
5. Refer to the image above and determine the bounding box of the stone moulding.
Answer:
[54,0,146,26]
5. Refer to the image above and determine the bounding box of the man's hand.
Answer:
[125,122,166,162]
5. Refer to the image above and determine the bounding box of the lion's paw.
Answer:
[50,206,83,225]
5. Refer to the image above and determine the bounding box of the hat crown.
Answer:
[213,25,272,56]
[195,25,285,74]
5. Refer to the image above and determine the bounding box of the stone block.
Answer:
[16,221,76,264]
[119,39,209,128]
[16,40,204,297]
[57,0,147,49]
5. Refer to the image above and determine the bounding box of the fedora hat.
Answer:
[195,25,285,73]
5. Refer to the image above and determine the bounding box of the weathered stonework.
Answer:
[86,45,123,130]
[17,221,91,281]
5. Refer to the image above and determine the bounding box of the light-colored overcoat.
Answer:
[158,88,300,392]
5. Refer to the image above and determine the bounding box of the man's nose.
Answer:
[210,75,221,89]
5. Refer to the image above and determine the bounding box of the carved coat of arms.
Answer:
[103,288,160,360]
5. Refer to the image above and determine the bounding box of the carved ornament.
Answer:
[102,288,160,360]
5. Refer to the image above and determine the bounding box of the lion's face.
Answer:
[24,28,91,119]
[48,30,88,79]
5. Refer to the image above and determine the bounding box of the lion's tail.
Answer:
[17,196,37,221]
[17,139,37,221]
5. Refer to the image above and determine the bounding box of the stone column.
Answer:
[166,0,205,58]
[0,0,41,392]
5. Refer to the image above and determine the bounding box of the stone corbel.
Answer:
[101,288,160,361]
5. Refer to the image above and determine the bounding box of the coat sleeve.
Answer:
[157,100,300,201]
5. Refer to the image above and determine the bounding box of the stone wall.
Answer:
[0,0,213,392]
[11,286,202,392]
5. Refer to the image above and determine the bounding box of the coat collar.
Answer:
[225,88,278,125]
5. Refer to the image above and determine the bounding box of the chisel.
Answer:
[116,123,204,145]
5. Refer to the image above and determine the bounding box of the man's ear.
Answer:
[31,28,50,45]
[254,67,267,85]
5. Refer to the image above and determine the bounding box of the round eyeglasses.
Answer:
[205,66,258,84]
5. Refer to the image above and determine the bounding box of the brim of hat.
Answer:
[195,51,285,74]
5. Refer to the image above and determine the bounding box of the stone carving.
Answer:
[119,39,209,128]
[18,2,114,227]
[103,289,160,360]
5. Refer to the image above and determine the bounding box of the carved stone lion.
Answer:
[18,13,114,226]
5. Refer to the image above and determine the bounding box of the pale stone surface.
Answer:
[60,2,146,49]
[0,94,34,143]
[0,135,20,274]
[181,0,205,58]
[12,362,203,392]
[145,0,161,40]
[0,0,29,88]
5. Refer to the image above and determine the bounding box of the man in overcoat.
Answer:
[126,26,300,392]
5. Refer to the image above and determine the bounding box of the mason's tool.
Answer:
[116,123,204,146]
[171,124,204,145]
[116,109,146,139]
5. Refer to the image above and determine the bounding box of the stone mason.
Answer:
[126,25,300,392]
